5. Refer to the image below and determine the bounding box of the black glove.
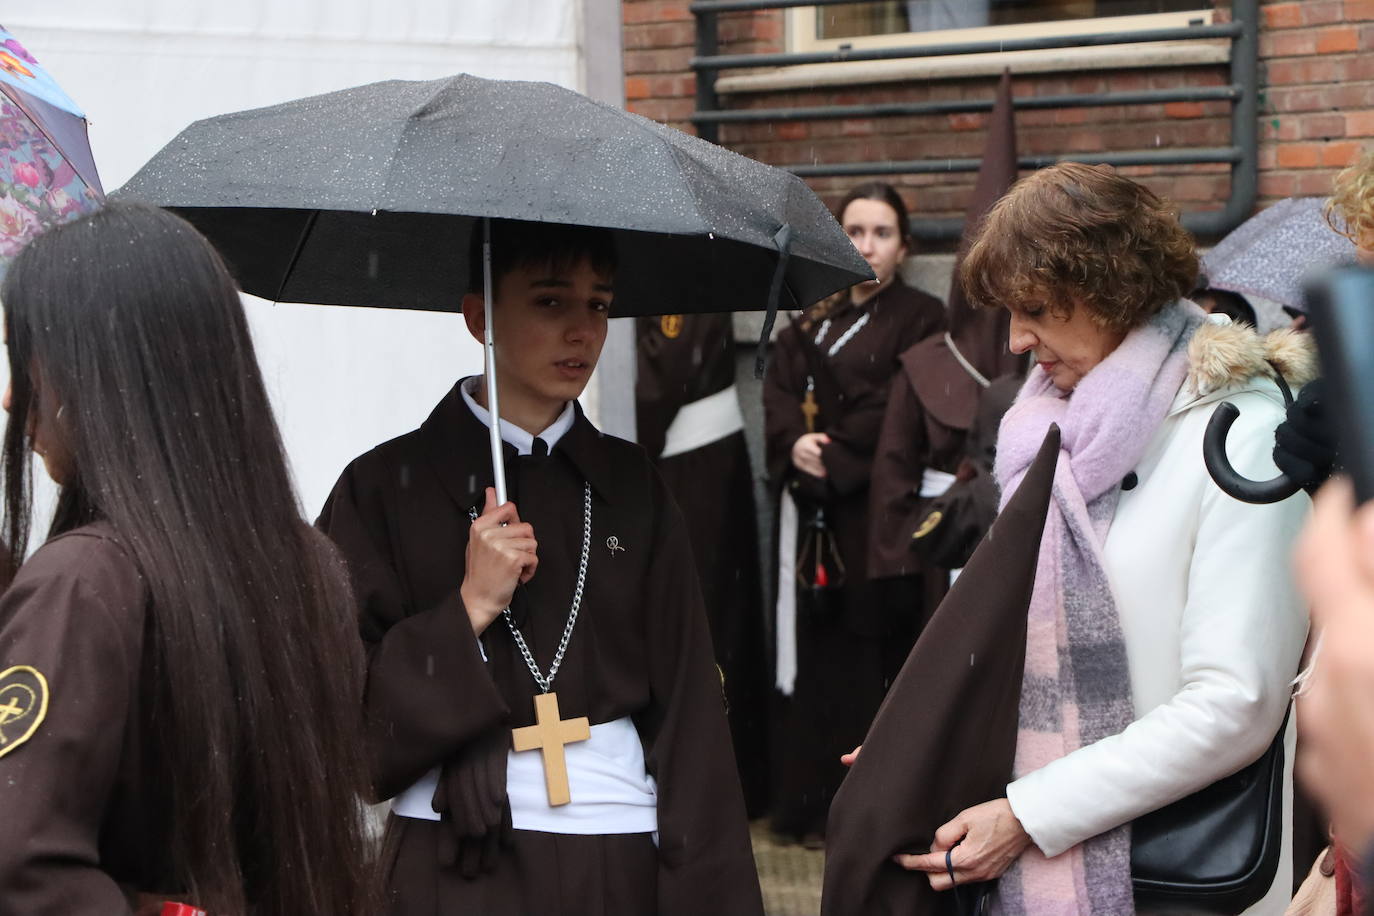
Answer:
[1273,377,1336,495]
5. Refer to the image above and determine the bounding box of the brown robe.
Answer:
[822,427,1060,916]
[866,343,973,580]
[867,342,996,580]
[869,69,1025,595]
[0,524,176,914]
[903,375,1022,571]
[317,383,763,916]
[0,521,363,916]
[762,277,945,839]
[635,312,769,817]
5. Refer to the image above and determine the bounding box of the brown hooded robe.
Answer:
[635,312,769,817]
[762,277,945,839]
[822,426,1060,916]
[317,383,763,916]
[869,68,1025,587]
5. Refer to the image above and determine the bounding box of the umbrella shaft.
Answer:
[482,219,508,505]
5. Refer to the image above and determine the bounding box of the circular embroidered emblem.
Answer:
[0,665,48,758]
[911,510,944,540]
[660,314,684,339]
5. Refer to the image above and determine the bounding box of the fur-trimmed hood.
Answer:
[1180,316,1317,410]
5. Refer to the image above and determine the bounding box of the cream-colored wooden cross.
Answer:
[511,692,591,807]
[801,390,820,433]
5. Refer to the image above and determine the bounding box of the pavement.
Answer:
[751,820,825,916]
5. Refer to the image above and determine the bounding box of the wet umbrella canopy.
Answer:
[118,73,870,502]
[116,73,870,316]
[0,25,103,279]
[1202,196,1355,314]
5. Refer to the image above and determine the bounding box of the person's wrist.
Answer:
[459,583,502,635]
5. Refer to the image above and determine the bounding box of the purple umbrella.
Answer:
[0,25,103,278]
[1202,196,1354,314]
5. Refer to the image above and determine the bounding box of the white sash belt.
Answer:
[660,386,744,458]
[774,490,799,696]
[507,717,657,834]
[392,767,444,821]
[920,467,958,498]
[392,717,658,836]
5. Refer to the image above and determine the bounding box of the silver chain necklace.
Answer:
[469,482,592,693]
[813,310,871,357]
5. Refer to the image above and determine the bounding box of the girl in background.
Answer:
[763,182,945,845]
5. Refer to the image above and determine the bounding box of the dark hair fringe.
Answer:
[466,218,618,295]
[1,202,377,915]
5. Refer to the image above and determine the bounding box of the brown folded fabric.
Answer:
[822,425,1060,916]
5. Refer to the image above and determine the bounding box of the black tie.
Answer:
[531,438,549,459]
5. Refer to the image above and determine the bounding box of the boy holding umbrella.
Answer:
[318,219,764,916]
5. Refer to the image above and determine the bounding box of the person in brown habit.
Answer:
[869,69,1026,599]
[318,219,764,916]
[0,203,374,915]
[763,182,945,844]
[635,311,769,817]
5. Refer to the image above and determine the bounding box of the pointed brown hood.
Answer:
[821,425,1060,916]
[947,68,1022,384]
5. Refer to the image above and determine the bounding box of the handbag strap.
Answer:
[949,848,991,916]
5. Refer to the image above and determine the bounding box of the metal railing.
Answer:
[690,0,1258,239]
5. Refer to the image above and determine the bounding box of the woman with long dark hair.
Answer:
[0,202,375,914]
[762,181,946,843]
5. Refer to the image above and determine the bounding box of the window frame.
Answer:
[786,7,1215,55]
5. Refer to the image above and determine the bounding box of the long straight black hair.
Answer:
[1,202,374,914]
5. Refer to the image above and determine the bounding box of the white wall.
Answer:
[4,0,591,519]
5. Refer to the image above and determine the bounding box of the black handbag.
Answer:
[1130,710,1289,914]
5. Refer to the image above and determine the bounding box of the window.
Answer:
[791,2,1214,53]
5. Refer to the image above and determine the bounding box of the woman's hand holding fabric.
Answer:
[460,487,538,635]
[1295,477,1374,855]
[791,432,831,478]
[892,799,1031,891]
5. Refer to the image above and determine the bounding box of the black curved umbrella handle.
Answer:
[1202,366,1299,505]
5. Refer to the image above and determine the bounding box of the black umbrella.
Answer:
[117,72,870,501]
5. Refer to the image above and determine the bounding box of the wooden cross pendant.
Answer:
[801,390,820,433]
[511,692,591,807]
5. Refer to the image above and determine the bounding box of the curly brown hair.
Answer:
[960,162,1198,331]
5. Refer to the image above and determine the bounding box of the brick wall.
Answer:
[623,0,1374,246]
[1260,1,1374,199]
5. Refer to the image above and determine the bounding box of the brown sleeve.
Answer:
[822,295,946,496]
[635,316,690,460]
[0,535,144,915]
[900,290,947,353]
[763,327,809,486]
[638,471,764,916]
[317,459,510,801]
[818,385,891,497]
[636,314,737,460]
[866,373,931,580]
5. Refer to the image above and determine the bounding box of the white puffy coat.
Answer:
[1005,318,1314,915]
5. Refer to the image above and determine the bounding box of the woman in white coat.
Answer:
[893,163,1312,915]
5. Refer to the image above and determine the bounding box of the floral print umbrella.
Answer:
[0,26,102,276]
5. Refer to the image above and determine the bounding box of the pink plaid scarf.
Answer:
[992,300,1205,915]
